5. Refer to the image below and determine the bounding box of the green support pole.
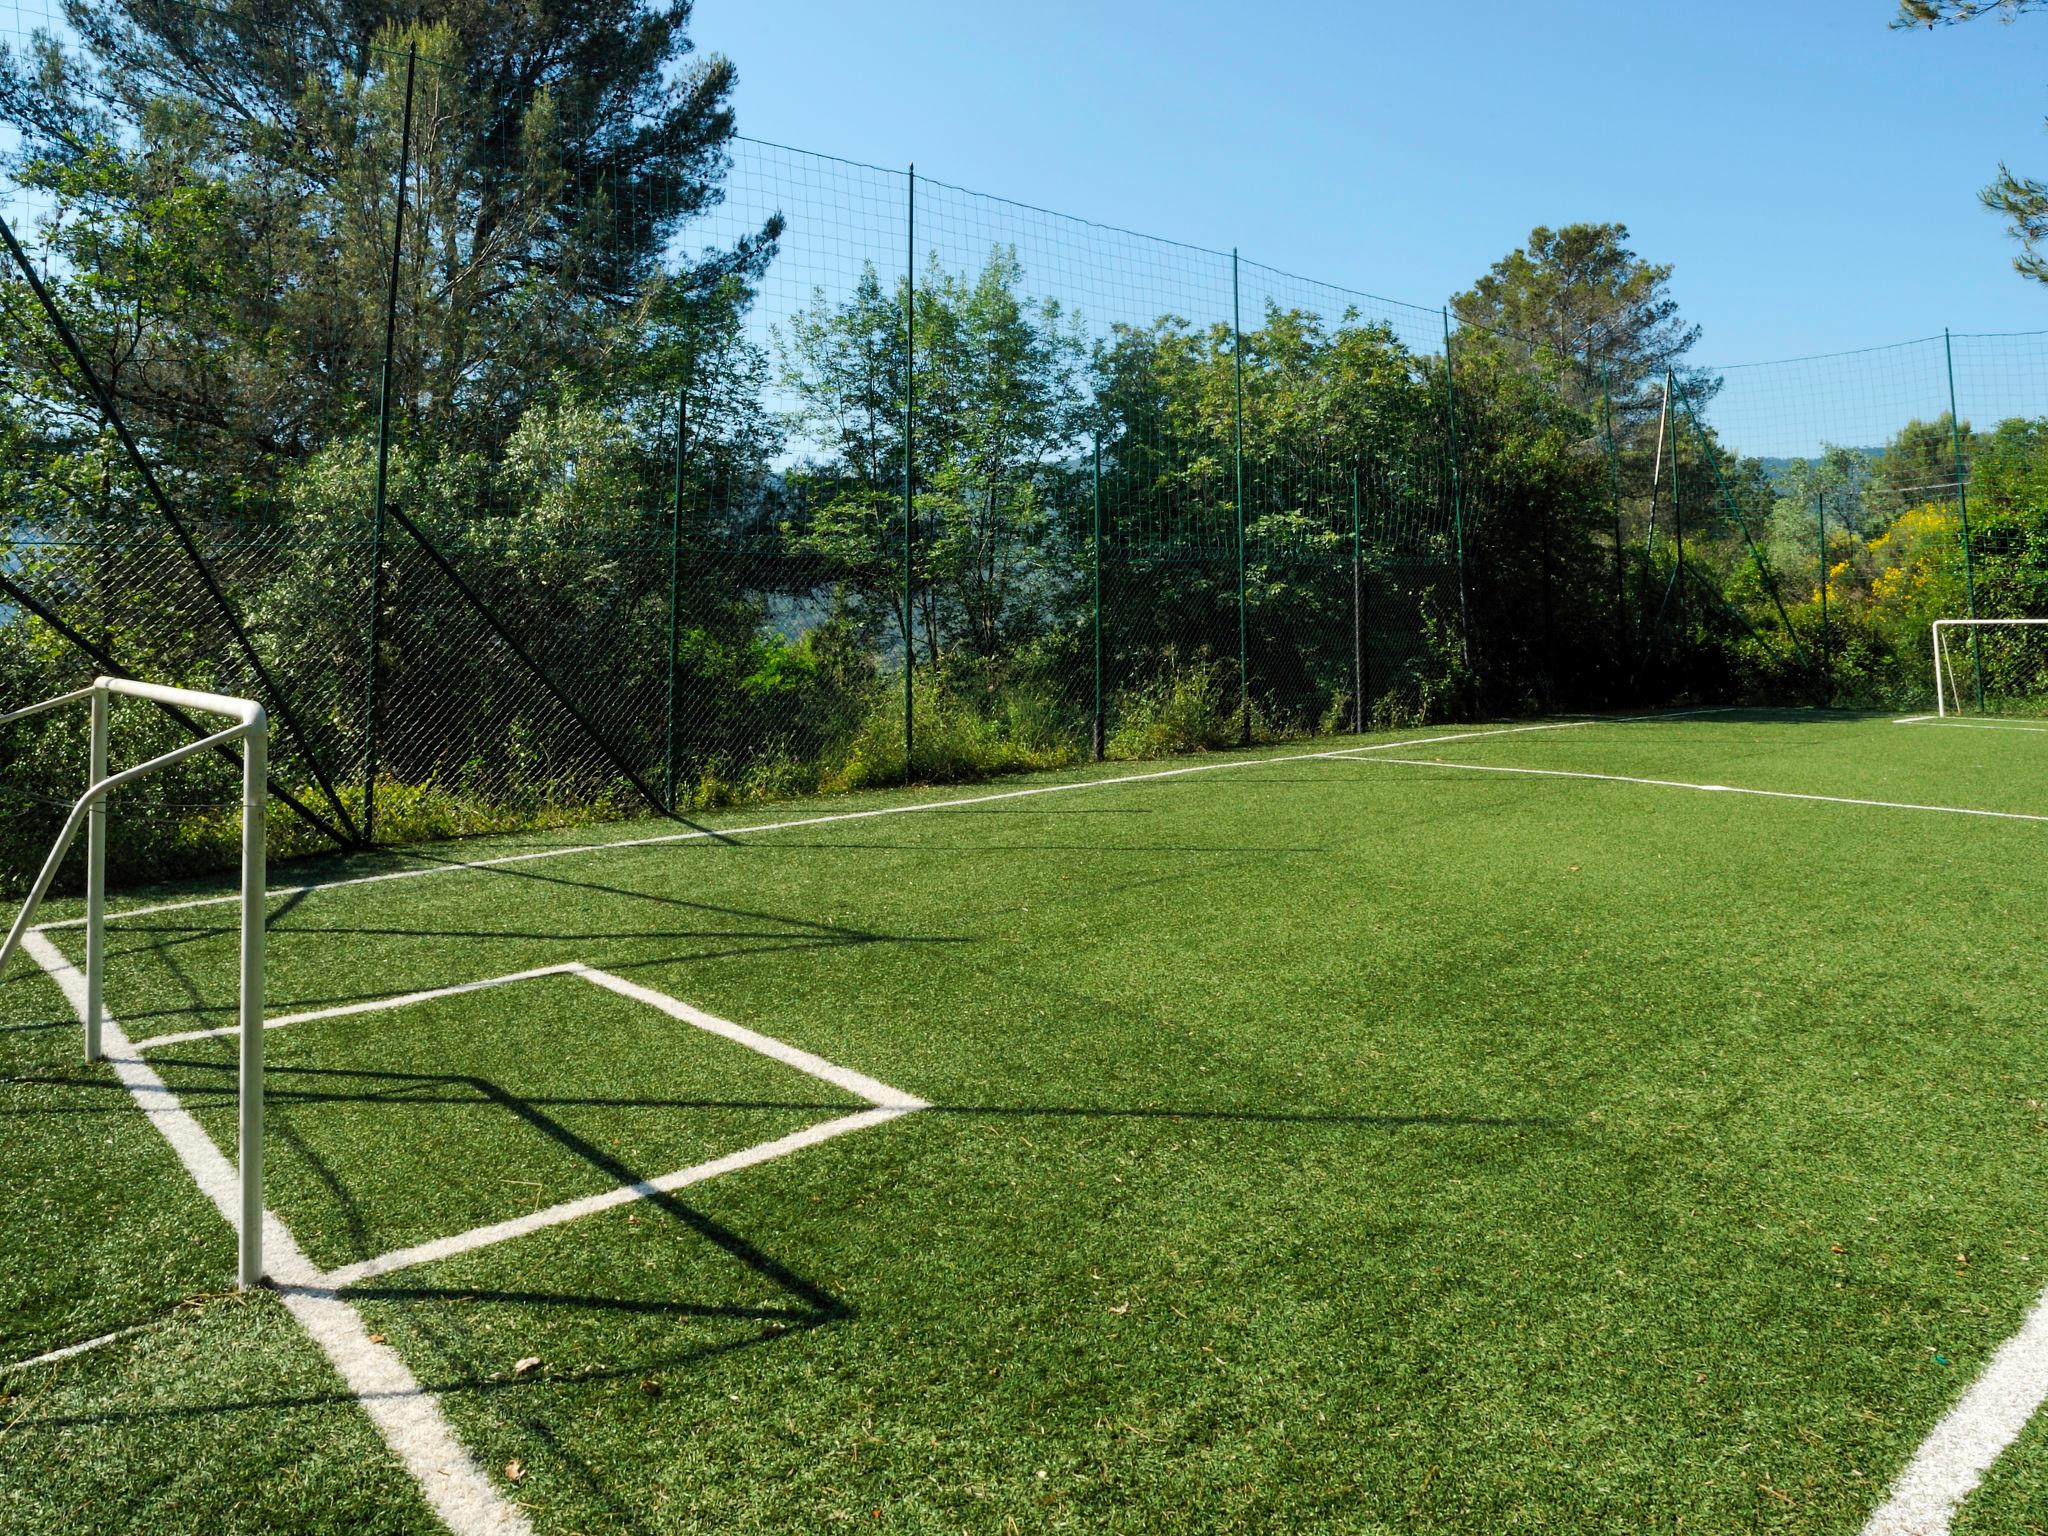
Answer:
[903,165,916,777]
[664,379,685,811]
[1092,437,1105,760]
[1233,249,1249,746]
[362,41,417,846]
[1816,492,1829,708]
[1944,328,1984,710]
[1599,363,1626,665]
[1441,307,1470,676]
[1351,465,1364,734]
[1668,370,1683,640]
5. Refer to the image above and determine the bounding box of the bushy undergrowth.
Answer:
[1104,654,1241,759]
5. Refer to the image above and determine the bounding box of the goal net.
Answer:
[1933,619,2048,717]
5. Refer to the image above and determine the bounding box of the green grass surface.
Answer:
[5,707,2048,1532]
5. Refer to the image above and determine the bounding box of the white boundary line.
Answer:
[1334,754,2048,825]
[1331,746,2048,1533]
[1861,1287,2048,1535]
[18,943,925,1536]
[324,1106,914,1291]
[22,930,531,1536]
[38,714,1733,935]
[1894,716,2048,735]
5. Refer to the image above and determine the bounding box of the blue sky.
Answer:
[694,0,2048,370]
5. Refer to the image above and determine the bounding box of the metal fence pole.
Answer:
[1817,492,1830,707]
[1441,308,1470,677]
[665,379,686,811]
[903,165,916,776]
[362,41,416,846]
[1944,327,1985,710]
[1092,437,1104,760]
[1599,363,1626,666]
[1669,370,1684,639]
[1351,465,1364,734]
[1233,249,1248,746]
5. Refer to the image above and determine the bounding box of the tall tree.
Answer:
[0,0,777,478]
[1451,223,1712,420]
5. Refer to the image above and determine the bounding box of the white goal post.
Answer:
[0,677,267,1287]
[1932,618,2048,718]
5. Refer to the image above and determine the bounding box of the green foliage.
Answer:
[1105,652,1239,758]
[820,679,1078,793]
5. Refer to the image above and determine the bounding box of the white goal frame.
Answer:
[1932,618,2048,718]
[0,678,267,1286]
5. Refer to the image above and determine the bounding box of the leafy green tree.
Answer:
[779,248,1085,672]
[1870,414,1973,520]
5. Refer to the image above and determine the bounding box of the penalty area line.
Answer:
[1861,1283,2048,1536]
[1332,755,2048,824]
[1894,716,2048,734]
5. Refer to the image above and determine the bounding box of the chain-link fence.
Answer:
[3,1,2044,891]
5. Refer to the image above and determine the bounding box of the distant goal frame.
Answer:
[1932,617,2048,718]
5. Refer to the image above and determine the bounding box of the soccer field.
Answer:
[4,707,2047,1534]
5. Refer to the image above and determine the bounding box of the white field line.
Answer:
[21,932,530,1536]
[1893,716,2048,735]
[324,1105,915,1290]
[1334,755,2048,825]
[572,965,930,1109]
[132,963,935,1119]
[1861,1284,2048,1536]
[39,715,1729,936]
[0,1323,151,1373]
[1327,743,2048,1530]
[122,952,933,1288]
[130,963,587,1051]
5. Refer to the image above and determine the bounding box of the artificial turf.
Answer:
[4,707,2048,1533]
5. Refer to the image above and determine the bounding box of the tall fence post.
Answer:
[1817,491,1830,707]
[1232,249,1249,746]
[1944,327,1985,710]
[665,377,686,811]
[1441,307,1470,677]
[1351,464,1364,734]
[1599,363,1626,668]
[1092,436,1104,760]
[362,40,417,846]
[903,165,917,777]
[1668,369,1684,640]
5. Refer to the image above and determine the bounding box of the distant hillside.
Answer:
[1754,449,1884,490]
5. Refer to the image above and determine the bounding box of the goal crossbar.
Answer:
[0,677,267,1286]
[1932,618,2048,718]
